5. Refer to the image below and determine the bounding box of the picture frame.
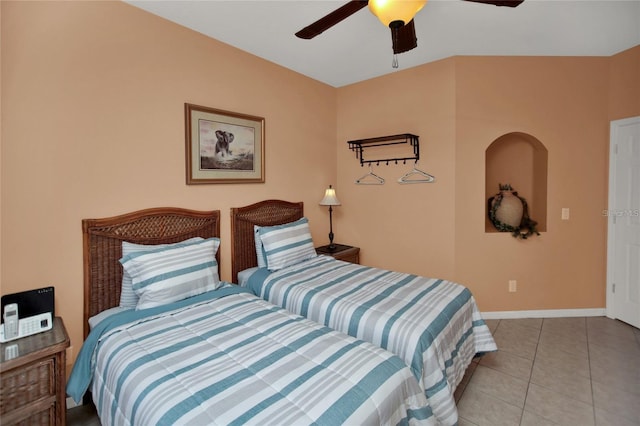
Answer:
[185,103,265,184]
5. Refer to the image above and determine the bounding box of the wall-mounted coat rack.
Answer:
[348,133,419,166]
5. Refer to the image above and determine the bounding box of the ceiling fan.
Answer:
[296,0,524,59]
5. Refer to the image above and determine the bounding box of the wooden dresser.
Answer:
[0,317,70,426]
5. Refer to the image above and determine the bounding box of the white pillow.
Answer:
[258,217,316,271]
[119,238,203,308]
[120,238,221,310]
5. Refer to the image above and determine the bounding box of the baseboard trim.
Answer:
[481,308,606,320]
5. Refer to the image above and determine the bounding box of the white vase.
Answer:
[493,190,524,228]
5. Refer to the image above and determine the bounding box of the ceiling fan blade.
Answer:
[462,0,524,7]
[295,0,369,39]
[391,20,417,54]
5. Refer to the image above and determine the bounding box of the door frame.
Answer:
[606,115,640,320]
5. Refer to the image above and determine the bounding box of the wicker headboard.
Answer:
[82,207,220,338]
[230,200,303,283]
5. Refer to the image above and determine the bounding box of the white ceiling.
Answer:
[126,0,640,87]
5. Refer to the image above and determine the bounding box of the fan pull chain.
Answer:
[392,54,399,69]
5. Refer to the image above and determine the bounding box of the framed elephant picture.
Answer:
[185,103,265,184]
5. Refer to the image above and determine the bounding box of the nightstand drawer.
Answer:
[0,357,55,415]
[1,403,55,426]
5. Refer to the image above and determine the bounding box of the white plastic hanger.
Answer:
[356,164,385,185]
[397,162,435,184]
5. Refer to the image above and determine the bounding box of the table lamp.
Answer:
[319,185,341,250]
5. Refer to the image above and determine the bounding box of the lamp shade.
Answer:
[368,0,427,28]
[319,185,341,206]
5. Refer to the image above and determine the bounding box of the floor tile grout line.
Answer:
[520,317,548,426]
[517,318,539,426]
[504,317,594,426]
[481,318,533,426]
[462,317,640,426]
[535,317,598,425]
[586,318,640,425]
[584,317,598,426]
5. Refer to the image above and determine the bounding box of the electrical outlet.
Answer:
[509,280,517,292]
[562,208,570,220]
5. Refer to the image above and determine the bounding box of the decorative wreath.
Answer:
[488,185,540,240]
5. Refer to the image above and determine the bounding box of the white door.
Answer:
[607,116,640,328]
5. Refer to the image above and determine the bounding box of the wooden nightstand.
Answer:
[316,244,360,264]
[0,317,70,426]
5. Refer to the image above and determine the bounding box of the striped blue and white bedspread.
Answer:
[245,256,497,426]
[67,286,436,426]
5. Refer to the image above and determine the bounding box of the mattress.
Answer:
[67,286,436,425]
[244,256,497,425]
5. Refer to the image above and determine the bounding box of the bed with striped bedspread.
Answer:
[67,286,436,426]
[244,256,497,426]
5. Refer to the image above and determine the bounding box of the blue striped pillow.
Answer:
[258,217,316,271]
[254,225,267,268]
[120,238,203,308]
[120,238,221,310]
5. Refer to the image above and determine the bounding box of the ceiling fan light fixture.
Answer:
[368,0,427,28]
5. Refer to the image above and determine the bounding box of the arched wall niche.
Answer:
[485,132,548,233]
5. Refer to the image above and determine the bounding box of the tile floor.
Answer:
[455,316,640,426]
[68,316,640,426]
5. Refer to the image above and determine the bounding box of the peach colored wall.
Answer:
[1,1,336,365]
[454,56,610,311]
[336,60,457,279]
[609,46,640,120]
[337,53,638,313]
